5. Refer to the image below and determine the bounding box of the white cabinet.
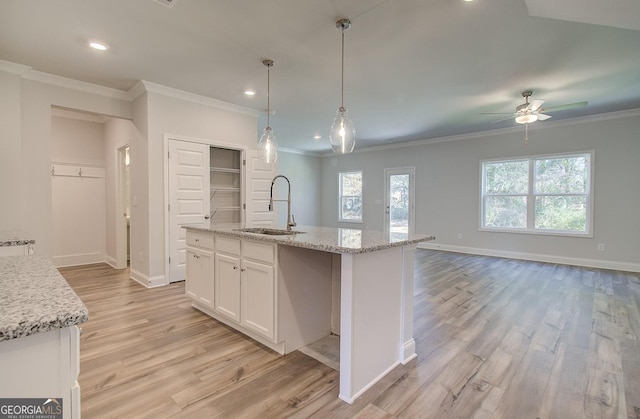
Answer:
[214,252,241,321]
[185,232,214,307]
[213,236,275,341]
[0,326,81,419]
[186,231,276,344]
[241,258,274,339]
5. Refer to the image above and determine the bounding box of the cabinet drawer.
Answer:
[243,240,275,264]
[187,232,214,250]
[215,236,241,255]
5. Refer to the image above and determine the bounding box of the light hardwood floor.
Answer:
[59,250,640,418]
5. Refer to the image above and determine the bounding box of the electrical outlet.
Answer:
[457,233,463,240]
[597,243,605,252]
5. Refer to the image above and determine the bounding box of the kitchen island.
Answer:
[0,254,88,418]
[184,225,434,403]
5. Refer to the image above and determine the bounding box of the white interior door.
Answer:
[384,167,415,237]
[245,149,277,227]
[168,140,210,282]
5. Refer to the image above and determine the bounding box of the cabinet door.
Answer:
[241,259,274,339]
[185,248,201,300]
[198,250,214,307]
[214,253,241,321]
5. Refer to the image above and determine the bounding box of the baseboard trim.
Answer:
[417,243,640,273]
[104,255,119,269]
[130,268,168,288]
[52,253,104,268]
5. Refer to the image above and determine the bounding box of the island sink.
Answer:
[237,227,305,236]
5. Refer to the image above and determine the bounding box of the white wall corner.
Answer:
[130,268,168,288]
[127,81,148,101]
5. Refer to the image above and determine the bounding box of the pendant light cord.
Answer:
[266,64,271,127]
[340,28,345,109]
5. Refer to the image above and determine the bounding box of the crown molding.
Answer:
[21,69,132,101]
[278,147,322,157]
[140,80,260,117]
[51,107,110,123]
[318,107,640,157]
[0,59,31,75]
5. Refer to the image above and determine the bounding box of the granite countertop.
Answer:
[0,255,88,342]
[0,230,35,247]
[185,225,435,254]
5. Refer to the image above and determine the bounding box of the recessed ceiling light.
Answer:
[244,89,256,96]
[313,134,322,140]
[464,0,475,2]
[89,41,109,51]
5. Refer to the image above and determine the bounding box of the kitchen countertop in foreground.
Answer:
[0,254,88,342]
[0,230,35,247]
[186,225,435,254]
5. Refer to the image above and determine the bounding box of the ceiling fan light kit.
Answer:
[515,113,538,124]
[481,90,588,144]
[329,18,356,154]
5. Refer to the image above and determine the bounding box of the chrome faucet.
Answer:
[269,175,296,231]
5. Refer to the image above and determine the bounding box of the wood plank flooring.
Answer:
[59,250,640,418]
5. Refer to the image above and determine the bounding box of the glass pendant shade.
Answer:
[258,59,277,163]
[258,126,278,163]
[330,106,356,154]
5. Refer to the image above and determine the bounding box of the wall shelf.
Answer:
[209,147,242,226]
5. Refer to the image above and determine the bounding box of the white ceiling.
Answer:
[1,0,639,152]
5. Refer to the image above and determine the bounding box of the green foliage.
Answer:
[483,155,589,233]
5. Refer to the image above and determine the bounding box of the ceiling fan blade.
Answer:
[490,115,519,123]
[542,101,588,112]
[537,113,552,121]
[479,112,516,115]
[529,99,545,111]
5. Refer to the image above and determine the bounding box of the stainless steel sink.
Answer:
[237,228,305,236]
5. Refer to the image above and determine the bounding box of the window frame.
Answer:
[479,151,594,237]
[338,170,363,223]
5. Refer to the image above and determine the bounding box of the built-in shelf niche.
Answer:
[209,146,242,225]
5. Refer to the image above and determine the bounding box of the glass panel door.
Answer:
[384,167,415,237]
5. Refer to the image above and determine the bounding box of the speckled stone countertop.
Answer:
[0,255,88,342]
[0,230,35,247]
[185,225,435,254]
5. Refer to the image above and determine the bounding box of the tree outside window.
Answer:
[339,171,362,222]
[481,153,592,235]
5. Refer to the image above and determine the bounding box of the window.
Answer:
[481,152,592,236]
[339,171,363,222]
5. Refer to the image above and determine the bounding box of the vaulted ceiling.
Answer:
[1,0,639,152]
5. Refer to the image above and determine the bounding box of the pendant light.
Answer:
[258,59,278,163]
[329,18,356,154]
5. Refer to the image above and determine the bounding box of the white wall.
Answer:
[104,117,134,267]
[275,151,322,227]
[0,70,22,231]
[19,76,132,256]
[320,111,640,271]
[50,115,106,266]
[134,88,258,285]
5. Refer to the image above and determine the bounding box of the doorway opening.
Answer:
[116,145,131,268]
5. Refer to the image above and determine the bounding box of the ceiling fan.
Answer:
[481,91,587,144]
